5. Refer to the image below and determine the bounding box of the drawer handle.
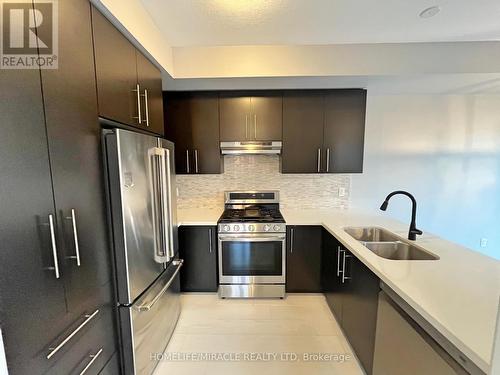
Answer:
[47,309,99,360]
[134,259,183,312]
[79,348,103,375]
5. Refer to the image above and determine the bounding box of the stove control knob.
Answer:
[223,225,230,232]
[248,224,255,232]
[233,225,240,232]
[273,224,281,232]
[263,224,271,232]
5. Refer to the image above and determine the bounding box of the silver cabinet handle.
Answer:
[317,148,321,173]
[326,148,330,173]
[186,149,190,174]
[143,89,150,127]
[48,214,60,279]
[79,348,103,375]
[47,310,99,359]
[341,252,352,284]
[65,209,81,266]
[254,113,257,140]
[290,228,294,253]
[134,259,183,312]
[132,84,142,124]
[245,115,248,140]
[194,149,199,173]
[337,247,342,276]
[208,228,213,253]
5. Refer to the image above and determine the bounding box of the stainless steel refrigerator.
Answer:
[103,128,182,375]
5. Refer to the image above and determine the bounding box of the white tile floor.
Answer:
[153,293,364,375]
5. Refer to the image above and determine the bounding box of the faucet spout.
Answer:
[380,190,423,241]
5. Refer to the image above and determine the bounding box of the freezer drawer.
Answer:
[119,259,182,375]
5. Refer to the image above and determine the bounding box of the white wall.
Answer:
[351,94,500,260]
[172,42,500,78]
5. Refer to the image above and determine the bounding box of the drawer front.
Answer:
[44,303,117,375]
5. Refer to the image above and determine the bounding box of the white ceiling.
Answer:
[141,0,500,47]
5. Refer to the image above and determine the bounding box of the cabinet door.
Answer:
[219,94,251,141]
[286,226,322,293]
[190,93,223,174]
[0,69,69,374]
[164,93,193,174]
[282,92,325,173]
[323,90,366,173]
[44,301,116,375]
[321,230,343,322]
[178,226,218,292]
[341,252,380,375]
[92,7,138,126]
[136,51,164,135]
[251,94,282,141]
[40,0,112,317]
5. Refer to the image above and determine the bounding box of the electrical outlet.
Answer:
[480,238,488,248]
[338,187,346,197]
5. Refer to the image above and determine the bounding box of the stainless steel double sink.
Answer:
[344,227,439,261]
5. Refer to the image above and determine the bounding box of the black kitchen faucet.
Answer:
[380,190,423,241]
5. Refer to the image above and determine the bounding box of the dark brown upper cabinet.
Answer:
[136,51,164,135]
[324,90,366,173]
[219,92,283,141]
[282,91,325,173]
[282,89,366,174]
[92,7,164,135]
[164,92,222,174]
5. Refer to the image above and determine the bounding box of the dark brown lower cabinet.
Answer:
[44,299,116,375]
[321,230,380,375]
[286,226,322,292]
[321,229,344,321]
[178,226,218,292]
[341,251,380,374]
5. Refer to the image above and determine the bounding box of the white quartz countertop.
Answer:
[177,207,500,372]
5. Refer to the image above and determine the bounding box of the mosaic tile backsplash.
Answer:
[176,155,351,210]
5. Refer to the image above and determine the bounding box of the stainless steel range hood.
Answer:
[220,141,282,155]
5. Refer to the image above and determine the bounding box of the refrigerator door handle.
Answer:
[163,148,175,259]
[133,259,183,312]
[149,147,169,263]
[159,148,172,263]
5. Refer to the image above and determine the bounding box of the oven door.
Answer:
[218,234,286,284]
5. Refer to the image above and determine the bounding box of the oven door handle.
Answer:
[218,234,285,242]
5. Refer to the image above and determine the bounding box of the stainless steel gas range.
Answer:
[217,191,286,298]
